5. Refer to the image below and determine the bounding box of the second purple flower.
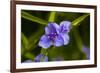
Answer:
[38,21,71,49]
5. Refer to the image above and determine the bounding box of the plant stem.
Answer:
[40,48,47,55]
[48,11,56,22]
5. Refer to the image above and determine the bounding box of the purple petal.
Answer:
[45,22,60,34]
[82,46,90,59]
[60,21,71,33]
[60,33,69,45]
[34,54,44,62]
[34,54,48,62]
[54,34,64,47]
[38,35,52,49]
[44,56,48,62]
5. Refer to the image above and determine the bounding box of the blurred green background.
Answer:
[21,10,90,62]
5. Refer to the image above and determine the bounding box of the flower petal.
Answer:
[54,34,64,47]
[45,26,51,34]
[60,21,71,33]
[45,22,60,34]
[34,54,44,62]
[34,54,48,62]
[38,35,52,49]
[61,33,69,45]
[82,46,90,59]
[44,56,48,62]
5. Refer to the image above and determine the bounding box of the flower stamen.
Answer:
[47,32,58,41]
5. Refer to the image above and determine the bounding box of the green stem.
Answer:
[40,48,48,62]
[48,11,56,22]
[40,49,47,55]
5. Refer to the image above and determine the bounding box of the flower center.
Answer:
[47,33,57,40]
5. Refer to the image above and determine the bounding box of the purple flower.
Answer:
[38,21,71,49]
[34,54,48,62]
[59,21,71,33]
[82,46,90,59]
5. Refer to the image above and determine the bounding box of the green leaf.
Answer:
[21,32,29,49]
[71,14,89,50]
[21,11,48,25]
[28,27,43,49]
[72,14,89,26]
[72,27,83,50]
[25,52,35,60]
[48,11,56,22]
